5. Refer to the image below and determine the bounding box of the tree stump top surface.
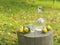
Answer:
[18,30,53,38]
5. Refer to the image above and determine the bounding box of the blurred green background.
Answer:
[0,0,60,45]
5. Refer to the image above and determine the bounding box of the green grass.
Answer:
[54,1,60,9]
[0,0,60,45]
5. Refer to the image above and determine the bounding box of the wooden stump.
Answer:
[17,30,53,45]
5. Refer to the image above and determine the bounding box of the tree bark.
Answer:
[17,30,53,45]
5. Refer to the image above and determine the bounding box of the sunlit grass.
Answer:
[0,0,60,45]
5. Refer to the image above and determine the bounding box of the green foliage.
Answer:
[57,0,60,1]
[39,0,53,1]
